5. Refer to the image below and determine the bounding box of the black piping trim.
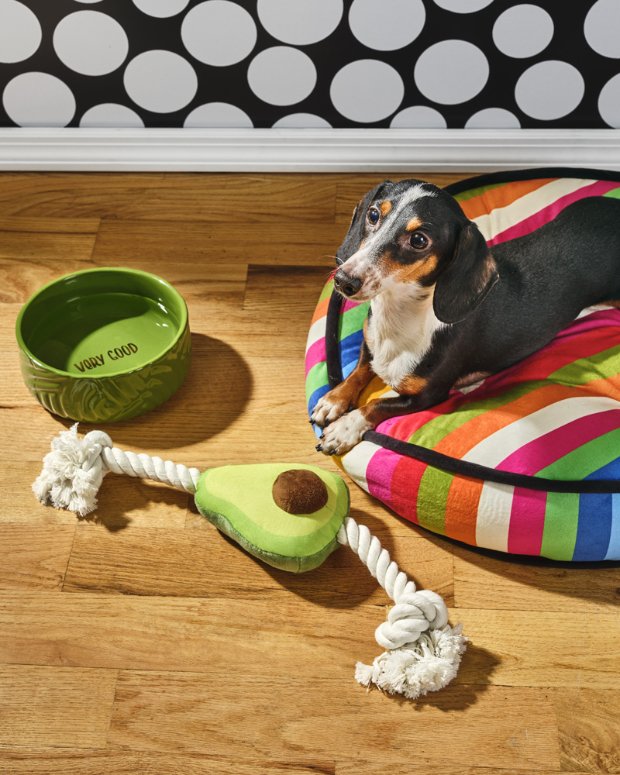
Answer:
[364,430,620,494]
[325,288,344,388]
[322,167,620,495]
[444,167,620,197]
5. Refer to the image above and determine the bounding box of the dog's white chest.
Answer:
[367,291,443,389]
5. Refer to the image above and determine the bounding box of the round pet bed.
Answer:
[305,168,620,562]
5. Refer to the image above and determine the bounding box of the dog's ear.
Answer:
[433,221,498,324]
[336,181,392,265]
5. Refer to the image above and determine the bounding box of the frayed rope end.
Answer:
[32,424,112,517]
[355,624,467,700]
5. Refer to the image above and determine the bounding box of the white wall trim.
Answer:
[1,128,620,172]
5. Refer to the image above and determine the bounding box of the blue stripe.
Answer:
[573,493,612,561]
[573,457,620,560]
[307,384,330,415]
[339,330,363,379]
[608,494,620,560]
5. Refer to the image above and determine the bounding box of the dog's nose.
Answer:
[334,270,362,297]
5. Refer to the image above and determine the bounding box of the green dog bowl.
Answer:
[16,267,191,423]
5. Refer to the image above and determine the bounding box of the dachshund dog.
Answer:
[312,178,620,455]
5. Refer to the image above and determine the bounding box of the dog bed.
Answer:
[305,168,620,562]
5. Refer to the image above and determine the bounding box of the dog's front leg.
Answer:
[311,337,374,427]
[317,376,449,456]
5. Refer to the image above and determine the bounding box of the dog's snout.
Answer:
[334,270,362,297]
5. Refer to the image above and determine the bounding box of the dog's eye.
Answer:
[409,231,429,250]
[367,207,381,226]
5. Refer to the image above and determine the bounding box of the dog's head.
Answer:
[334,179,498,324]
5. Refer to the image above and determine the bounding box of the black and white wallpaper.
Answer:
[1,0,619,129]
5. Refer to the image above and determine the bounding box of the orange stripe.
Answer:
[460,178,555,221]
[436,376,620,460]
[311,296,330,325]
[444,477,483,546]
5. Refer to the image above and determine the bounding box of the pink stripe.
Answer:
[342,299,362,313]
[366,447,401,507]
[304,338,326,375]
[507,488,547,555]
[498,409,620,475]
[489,180,620,246]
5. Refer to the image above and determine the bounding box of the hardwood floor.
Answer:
[0,172,618,774]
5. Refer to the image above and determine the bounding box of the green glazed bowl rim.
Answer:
[15,266,189,380]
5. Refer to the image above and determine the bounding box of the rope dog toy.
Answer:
[33,424,467,700]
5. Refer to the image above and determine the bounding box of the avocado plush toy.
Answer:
[195,463,349,573]
[32,425,466,701]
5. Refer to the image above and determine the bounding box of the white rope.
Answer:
[338,515,467,699]
[33,424,199,516]
[33,425,466,700]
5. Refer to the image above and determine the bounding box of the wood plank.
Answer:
[108,671,559,770]
[552,688,620,772]
[0,750,335,774]
[456,608,620,689]
[0,525,74,590]
[453,547,620,614]
[0,173,338,223]
[93,219,341,268]
[0,258,94,304]
[0,665,116,749]
[0,591,446,680]
[63,519,453,605]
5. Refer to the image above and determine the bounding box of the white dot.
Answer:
[493,4,553,59]
[0,0,41,63]
[585,0,620,58]
[124,50,197,113]
[80,103,144,127]
[349,0,425,51]
[598,73,620,127]
[257,0,343,45]
[515,60,584,120]
[331,59,404,123]
[185,102,253,127]
[415,40,489,105]
[390,105,447,128]
[132,0,189,17]
[272,113,331,128]
[53,11,128,76]
[433,0,494,11]
[3,72,75,126]
[248,46,316,106]
[465,107,520,128]
[182,1,256,67]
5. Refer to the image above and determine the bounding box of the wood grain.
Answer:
[1,171,618,774]
[0,665,116,749]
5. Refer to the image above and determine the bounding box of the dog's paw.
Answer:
[316,409,371,456]
[310,392,350,427]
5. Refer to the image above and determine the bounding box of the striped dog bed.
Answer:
[305,169,620,562]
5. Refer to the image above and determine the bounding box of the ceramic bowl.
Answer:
[16,267,191,423]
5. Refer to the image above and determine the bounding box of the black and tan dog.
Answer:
[312,178,620,455]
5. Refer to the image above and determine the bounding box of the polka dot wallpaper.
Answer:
[0,0,619,128]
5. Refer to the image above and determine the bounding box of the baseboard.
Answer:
[1,127,620,172]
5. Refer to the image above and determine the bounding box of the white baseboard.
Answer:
[1,127,620,172]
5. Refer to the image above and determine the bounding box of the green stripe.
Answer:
[416,467,454,535]
[318,280,334,302]
[549,345,620,384]
[538,427,620,481]
[453,181,505,203]
[305,361,328,404]
[339,301,370,340]
[603,186,620,200]
[410,379,548,448]
[541,492,580,561]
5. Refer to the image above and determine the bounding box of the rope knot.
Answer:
[375,589,448,650]
[32,424,112,516]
